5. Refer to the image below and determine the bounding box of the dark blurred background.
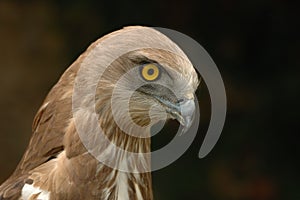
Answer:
[0,0,299,199]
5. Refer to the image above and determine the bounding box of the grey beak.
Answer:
[178,99,195,129]
[174,99,195,134]
[154,95,196,133]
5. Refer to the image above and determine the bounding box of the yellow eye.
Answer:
[140,63,160,81]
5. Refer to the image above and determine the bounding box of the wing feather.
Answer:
[0,57,82,200]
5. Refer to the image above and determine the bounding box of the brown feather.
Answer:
[0,26,198,200]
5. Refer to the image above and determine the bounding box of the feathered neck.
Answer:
[65,98,154,200]
[97,115,153,200]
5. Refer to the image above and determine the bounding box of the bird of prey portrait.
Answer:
[0,26,199,200]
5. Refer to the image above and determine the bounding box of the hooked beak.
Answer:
[155,96,196,132]
[173,98,195,130]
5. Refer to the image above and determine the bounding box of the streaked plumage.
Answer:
[0,26,199,200]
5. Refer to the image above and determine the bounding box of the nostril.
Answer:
[177,98,185,104]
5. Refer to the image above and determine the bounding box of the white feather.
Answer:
[20,184,49,200]
[115,156,129,200]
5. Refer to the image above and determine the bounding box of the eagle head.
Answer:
[69,26,201,173]
[74,27,200,143]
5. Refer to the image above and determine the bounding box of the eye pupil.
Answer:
[148,69,154,75]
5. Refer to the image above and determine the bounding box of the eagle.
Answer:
[0,26,199,200]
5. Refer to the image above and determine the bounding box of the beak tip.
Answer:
[177,101,195,135]
[162,97,196,133]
